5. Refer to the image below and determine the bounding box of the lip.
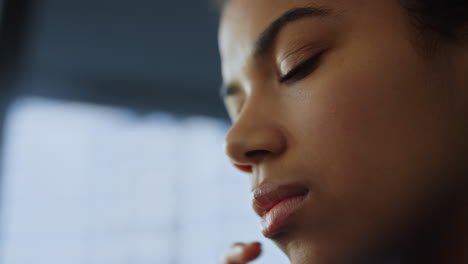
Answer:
[252,183,309,237]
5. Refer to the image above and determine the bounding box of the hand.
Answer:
[220,242,262,264]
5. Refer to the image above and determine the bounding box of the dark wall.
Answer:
[5,0,227,118]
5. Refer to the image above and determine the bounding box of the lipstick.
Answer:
[252,183,309,237]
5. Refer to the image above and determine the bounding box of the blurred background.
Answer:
[0,0,289,263]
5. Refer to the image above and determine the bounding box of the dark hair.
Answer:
[403,0,468,41]
[215,0,468,41]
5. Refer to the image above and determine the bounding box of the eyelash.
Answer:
[279,51,325,83]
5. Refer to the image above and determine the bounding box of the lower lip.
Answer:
[261,194,308,238]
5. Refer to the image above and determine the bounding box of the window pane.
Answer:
[0,97,287,264]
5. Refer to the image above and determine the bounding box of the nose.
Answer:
[224,103,287,172]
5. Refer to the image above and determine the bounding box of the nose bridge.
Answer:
[224,90,287,166]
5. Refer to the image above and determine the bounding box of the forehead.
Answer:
[218,0,345,82]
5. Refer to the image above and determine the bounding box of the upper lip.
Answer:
[252,182,310,217]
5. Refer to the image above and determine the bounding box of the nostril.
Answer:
[234,164,253,173]
[231,150,270,173]
[246,150,271,159]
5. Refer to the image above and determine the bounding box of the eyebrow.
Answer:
[220,6,332,98]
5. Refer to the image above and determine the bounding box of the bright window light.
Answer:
[0,96,288,264]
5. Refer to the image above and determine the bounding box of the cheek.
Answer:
[283,45,461,236]
[276,49,464,263]
[287,37,457,190]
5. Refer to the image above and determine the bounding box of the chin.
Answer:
[275,236,345,264]
[284,243,344,264]
[284,246,365,264]
[276,234,399,264]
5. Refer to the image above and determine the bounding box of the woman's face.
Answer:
[219,0,467,264]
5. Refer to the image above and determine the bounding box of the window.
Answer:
[0,97,287,264]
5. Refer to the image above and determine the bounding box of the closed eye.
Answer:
[279,51,325,83]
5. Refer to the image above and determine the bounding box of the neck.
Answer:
[408,191,468,264]
[373,188,468,264]
[427,200,468,264]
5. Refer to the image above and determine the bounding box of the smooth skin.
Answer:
[218,0,468,264]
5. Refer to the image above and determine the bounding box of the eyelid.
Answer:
[277,45,322,73]
[223,87,237,98]
[278,49,325,83]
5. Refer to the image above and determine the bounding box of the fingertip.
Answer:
[250,241,262,249]
[224,243,247,263]
[242,241,262,261]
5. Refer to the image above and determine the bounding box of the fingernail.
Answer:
[232,245,244,255]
